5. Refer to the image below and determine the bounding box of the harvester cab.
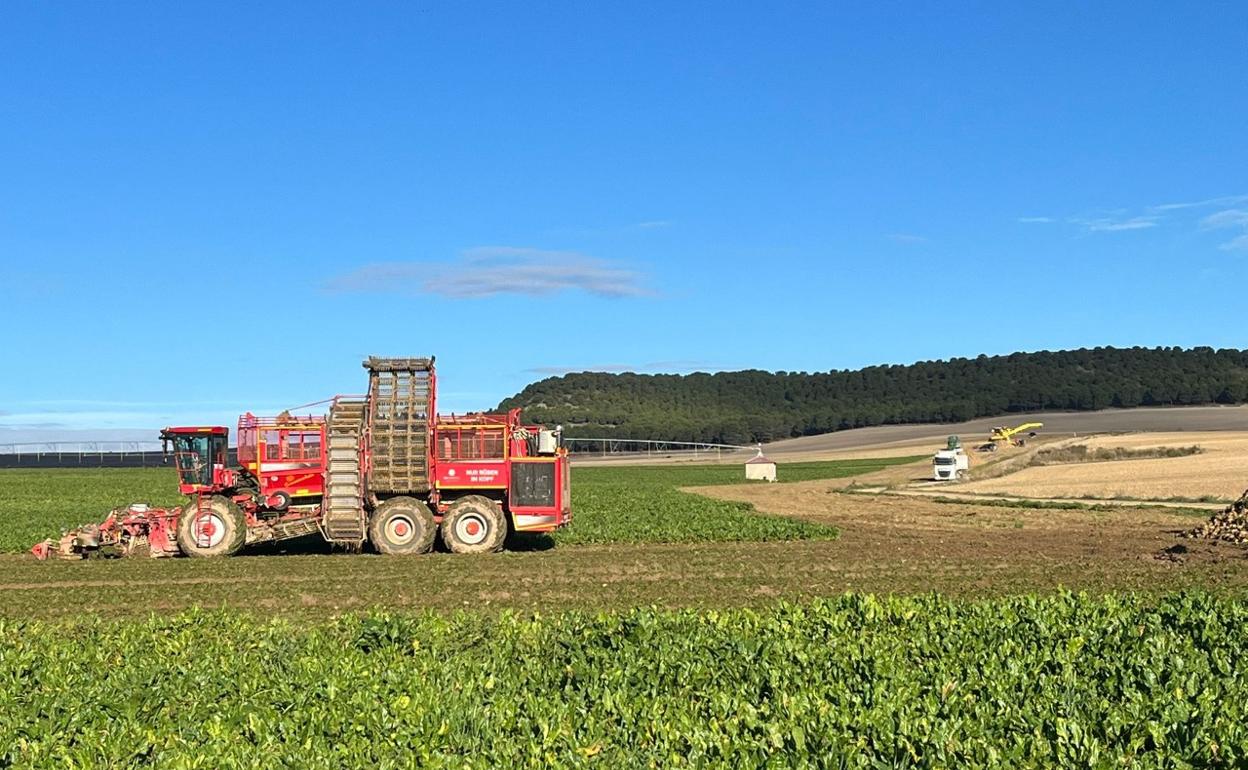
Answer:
[160,426,230,494]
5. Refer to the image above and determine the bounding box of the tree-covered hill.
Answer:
[499,347,1248,444]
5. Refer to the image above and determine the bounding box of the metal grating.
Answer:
[365,357,433,494]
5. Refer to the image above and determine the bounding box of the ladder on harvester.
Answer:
[323,398,368,544]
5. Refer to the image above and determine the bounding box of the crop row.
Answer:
[4,591,1247,768]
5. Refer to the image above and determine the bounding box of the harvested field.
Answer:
[3,476,1247,621]
[579,406,1248,466]
[958,432,1248,501]
[740,405,1248,460]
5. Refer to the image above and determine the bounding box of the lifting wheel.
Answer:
[266,491,292,511]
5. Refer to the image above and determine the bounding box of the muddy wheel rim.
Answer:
[455,512,489,545]
[385,514,416,546]
[193,512,227,548]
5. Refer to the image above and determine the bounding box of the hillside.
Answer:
[499,347,1248,444]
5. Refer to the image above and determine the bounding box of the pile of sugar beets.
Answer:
[1184,489,1248,543]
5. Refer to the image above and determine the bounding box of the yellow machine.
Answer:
[989,422,1043,445]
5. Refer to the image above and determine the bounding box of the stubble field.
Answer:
[957,432,1248,502]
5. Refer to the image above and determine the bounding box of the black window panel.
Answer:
[510,463,556,507]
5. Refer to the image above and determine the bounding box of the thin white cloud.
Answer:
[527,364,636,375]
[1077,216,1159,232]
[1150,195,1248,212]
[1024,195,1248,250]
[12,399,264,410]
[886,233,928,244]
[644,359,716,370]
[0,427,166,447]
[543,220,675,238]
[1017,216,1055,223]
[1200,209,1248,251]
[527,359,717,376]
[1200,209,1248,230]
[326,247,650,299]
[0,405,296,429]
[1221,234,1248,252]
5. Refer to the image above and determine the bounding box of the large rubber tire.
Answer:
[440,495,507,555]
[369,497,436,555]
[177,495,247,558]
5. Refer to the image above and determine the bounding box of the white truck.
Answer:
[932,443,970,481]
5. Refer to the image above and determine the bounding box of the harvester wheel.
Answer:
[441,496,506,555]
[369,497,436,555]
[266,491,292,511]
[177,496,246,558]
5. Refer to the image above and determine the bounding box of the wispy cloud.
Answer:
[644,359,715,370]
[544,220,675,238]
[1221,234,1248,252]
[0,405,295,429]
[0,397,314,436]
[527,359,718,376]
[11,399,263,411]
[1027,195,1248,243]
[325,247,651,299]
[1075,216,1160,232]
[1150,195,1248,212]
[1200,209,1248,230]
[886,233,928,244]
[1201,208,1248,251]
[527,364,636,375]
[0,427,164,446]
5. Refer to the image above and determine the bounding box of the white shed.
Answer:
[745,453,777,482]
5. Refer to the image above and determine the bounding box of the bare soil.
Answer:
[4,488,1245,621]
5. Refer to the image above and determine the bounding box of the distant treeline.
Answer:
[499,347,1248,445]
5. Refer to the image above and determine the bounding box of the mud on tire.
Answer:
[177,495,247,558]
[441,495,507,555]
[369,496,436,555]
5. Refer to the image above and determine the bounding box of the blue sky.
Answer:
[2,2,1246,442]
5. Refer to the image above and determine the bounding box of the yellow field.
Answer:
[958,431,1248,501]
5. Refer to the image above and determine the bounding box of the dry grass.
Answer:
[958,431,1248,501]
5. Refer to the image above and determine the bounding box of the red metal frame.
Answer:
[237,412,327,505]
[429,407,571,531]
